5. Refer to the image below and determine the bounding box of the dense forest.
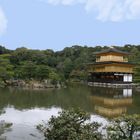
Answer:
[0,45,140,86]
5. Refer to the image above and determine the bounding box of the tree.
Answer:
[0,45,12,54]
[10,47,29,65]
[49,71,60,85]
[107,114,140,140]
[35,65,50,80]
[20,61,37,79]
[133,64,140,83]
[46,57,57,67]
[37,108,103,140]
[63,58,74,79]
[0,54,14,84]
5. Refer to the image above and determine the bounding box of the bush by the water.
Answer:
[0,121,12,138]
[37,108,103,140]
[37,108,140,140]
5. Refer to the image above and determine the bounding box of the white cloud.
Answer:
[0,6,7,35]
[47,0,85,5]
[43,0,140,22]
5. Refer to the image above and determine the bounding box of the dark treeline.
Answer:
[0,44,140,85]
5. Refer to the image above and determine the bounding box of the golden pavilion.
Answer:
[88,47,134,83]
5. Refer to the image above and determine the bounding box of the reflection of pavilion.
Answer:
[90,88,133,118]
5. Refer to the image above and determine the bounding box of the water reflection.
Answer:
[0,86,140,118]
[90,88,133,118]
[0,86,139,139]
[0,107,61,125]
[0,107,61,140]
[0,107,109,140]
[0,120,12,139]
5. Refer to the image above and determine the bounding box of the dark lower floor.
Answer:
[88,72,133,83]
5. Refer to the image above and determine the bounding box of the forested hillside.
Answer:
[0,45,140,86]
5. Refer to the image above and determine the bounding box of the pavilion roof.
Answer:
[87,61,134,65]
[95,47,130,55]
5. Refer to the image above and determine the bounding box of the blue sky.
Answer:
[0,0,140,51]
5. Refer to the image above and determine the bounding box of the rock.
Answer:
[3,79,63,89]
[56,82,61,88]
[32,83,45,88]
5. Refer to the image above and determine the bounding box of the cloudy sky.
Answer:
[0,0,140,51]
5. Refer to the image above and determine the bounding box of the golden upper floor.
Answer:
[95,47,130,62]
[88,63,134,73]
[96,55,128,62]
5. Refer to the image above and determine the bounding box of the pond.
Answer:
[0,85,140,139]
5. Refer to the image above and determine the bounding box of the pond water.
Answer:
[0,85,140,139]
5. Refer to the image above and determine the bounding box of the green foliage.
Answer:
[37,108,140,140]
[49,71,60,85]
[20,61,37,79]
[1,44,140,84]
[0,54,14,84]
[63,58,74,79]
[133,64,140,83]
[36,65,50,80]
[0,45,12,54]
[47,57,57,67]
[37,108,103,140]
[107,114,140,140]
